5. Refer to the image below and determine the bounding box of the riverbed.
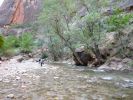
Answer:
[0,58,133,100]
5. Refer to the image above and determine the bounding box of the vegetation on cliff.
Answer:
[0,0,133,67]
[36,0,133,66]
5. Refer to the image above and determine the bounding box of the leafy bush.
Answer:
[0,33,35,56]
[41,52,48,59]
[0,35,4,48]
[0,35,19,56]
[47,35,64,61]
[36,0,133,62]
[107,13,133,32]
[19,33,34,53]
[128,61,133,67]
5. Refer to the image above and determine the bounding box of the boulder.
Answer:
[73,46,94,66]
[98,57,133,72]
[119,0,133,11]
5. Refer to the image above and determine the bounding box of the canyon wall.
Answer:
[0,0,42,26]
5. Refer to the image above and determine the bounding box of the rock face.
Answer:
[119,0,133,11]
[103,0,133,15]
[0,0,42,26]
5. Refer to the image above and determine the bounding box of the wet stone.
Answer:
[16,76,21,80]
[91,95,104,100]
[21,85,27,88]
[54,77,59,79]
[86,77,98,83]
[92,69,105,72]
[7,94,15,99]
[101,76,113,81]
[115,82,133,88]
[112,93,129,99]
[122,83,133,88]
[0,78,2,82]
[124,79,133,83]
[3,79,10,83]
[122,80,133,88]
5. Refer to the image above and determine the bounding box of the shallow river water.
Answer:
[0,62,133,100]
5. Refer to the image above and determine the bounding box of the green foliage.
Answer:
[0,33,35,56]
[128,62,133,67]
[84,12,101,22]
[37,0,109,59]
[107,13,133,32]
[48,35,64,61]
[37,0,76,60]
[36,0,133,60]
[41,52,48,59]
[0,35,4,48]
[19,33,34,53]
[0,35,19,56]
[6,36,19,48]
[113,8,123,15]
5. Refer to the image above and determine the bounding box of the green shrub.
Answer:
[0,33,35,56]
[41,52,48,59]
[6,35,20,48]
[128,62,133,67]
[107,13,133,32]
[0,35,4,48]
[0,35,19,56]
[19,33,34,53]
[48,36,64,61]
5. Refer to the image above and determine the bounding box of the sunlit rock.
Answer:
[101,76,113,81]
[7,94,15,99]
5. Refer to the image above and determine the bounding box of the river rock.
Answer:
[112,93,129,99]
[92,69,105,72]
[3,79,10,83]
[101,76,113,81]
[122,58,132,64]
[0,77,2,82]
[0,61,2,64]
[7,94,15,99]
[73,46,94,66]
[16,76,21,80]
[98,57,133,72]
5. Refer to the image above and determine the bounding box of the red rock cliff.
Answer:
[0,0,42,26]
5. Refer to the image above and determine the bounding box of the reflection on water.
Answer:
[0,63,133,100]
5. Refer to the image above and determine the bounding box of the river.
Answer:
[0,61,133,100]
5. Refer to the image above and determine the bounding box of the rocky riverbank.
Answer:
[0,55,133,99]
